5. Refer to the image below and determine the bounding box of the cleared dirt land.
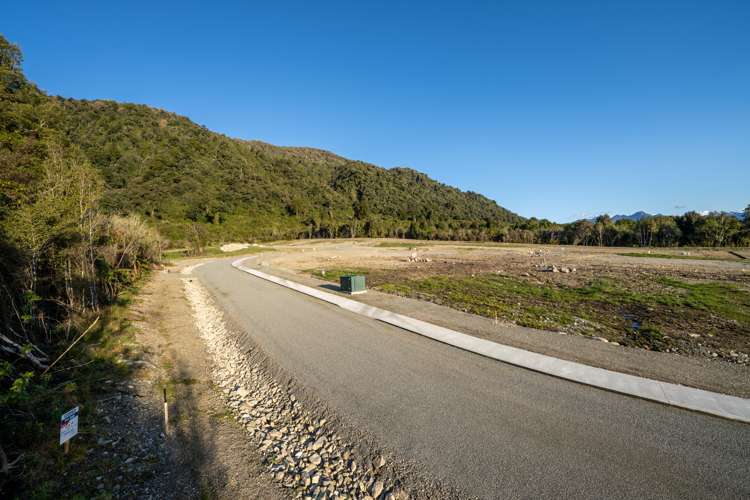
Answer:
[254,239,750,368]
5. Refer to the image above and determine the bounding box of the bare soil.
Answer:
[263,239,750,356]
[126,267,286,499]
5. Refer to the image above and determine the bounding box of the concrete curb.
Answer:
[231,258,750,423]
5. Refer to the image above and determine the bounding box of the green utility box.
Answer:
[340,275,366,294]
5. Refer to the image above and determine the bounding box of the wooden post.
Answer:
[64,440,70,455]
[163,388,169,434]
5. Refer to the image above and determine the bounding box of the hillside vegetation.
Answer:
[41,96,522,245]
[1,36,163,493]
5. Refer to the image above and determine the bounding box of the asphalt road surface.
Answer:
[195,259,750,499]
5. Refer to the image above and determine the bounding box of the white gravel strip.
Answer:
[220,242,251,252]
[182,277,410,500]
[232,258,750,424]
[180,262,206,275]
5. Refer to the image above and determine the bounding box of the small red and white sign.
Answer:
[60,406,79,445]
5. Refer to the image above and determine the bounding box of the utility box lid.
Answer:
[340,274,366,294]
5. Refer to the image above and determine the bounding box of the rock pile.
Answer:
[407,252,431,263]
[183,279,409,500]
[535,264,576,273]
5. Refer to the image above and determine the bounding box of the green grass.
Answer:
[375,272,750,345]
[658,277,750,325]
[309,268,370,282]
[390,274,584,331]
[375,241,431,248]
[375,240,522,249]
[617,252,738,262]
[6,281,148,498]
[164,245,272,259]
[309,265,750,352]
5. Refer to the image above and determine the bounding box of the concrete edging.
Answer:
[231,258,750,423]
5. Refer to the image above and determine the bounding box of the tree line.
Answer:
[324,210,747,247]
[1,35,163,489]
[501,211,750,247]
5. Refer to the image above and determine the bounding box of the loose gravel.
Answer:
[183,278,446,500]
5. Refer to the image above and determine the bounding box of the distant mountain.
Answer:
[587,211,654,223]
[588,210,745,223]
[611,211,652,222]
[700,210,745,220]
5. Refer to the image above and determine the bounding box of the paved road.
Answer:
[195,260,750,499]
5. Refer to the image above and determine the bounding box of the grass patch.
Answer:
[657,277,750,325]
[617,252,738,262]
[378,282,414,295]
[169,376,199,386]
[375,241,430,248]
[164,245,272,259]
[374,272,750,345]
[3,281,147,498]
[385,274,585,331]
[308,268,371,282]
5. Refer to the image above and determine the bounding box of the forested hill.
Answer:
[67,101,522,241]
[1,46,521,245]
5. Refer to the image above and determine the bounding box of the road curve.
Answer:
[194,259,750,499]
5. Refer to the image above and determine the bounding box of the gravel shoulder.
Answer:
[87,267,286,499]
[130,268,286,499]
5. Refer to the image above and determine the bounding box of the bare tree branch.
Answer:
[0,333,48,369]
[0,443,23,475]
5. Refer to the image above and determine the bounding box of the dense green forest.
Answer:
[507,211,749,247]
[42,96,522,245]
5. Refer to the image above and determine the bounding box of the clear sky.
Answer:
[4,1,749,221]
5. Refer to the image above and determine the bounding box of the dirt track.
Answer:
[129,267,286,499]
[267,239,750,280]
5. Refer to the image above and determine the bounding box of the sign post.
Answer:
[60,406,79,453]
[163,388,169,434]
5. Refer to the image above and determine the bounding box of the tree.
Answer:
[696,214,741,247]
[0,36,22,70]
[676,212,702,245]
[561,220,594,245]
[651,216,681,246]
[635,218,657,247]
[594,215,612,246]
[0,35,25,93]
[3,148,104,313]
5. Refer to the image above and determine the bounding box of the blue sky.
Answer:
[4,1,749,221]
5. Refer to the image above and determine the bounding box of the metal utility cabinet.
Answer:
[340,275,366,294]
